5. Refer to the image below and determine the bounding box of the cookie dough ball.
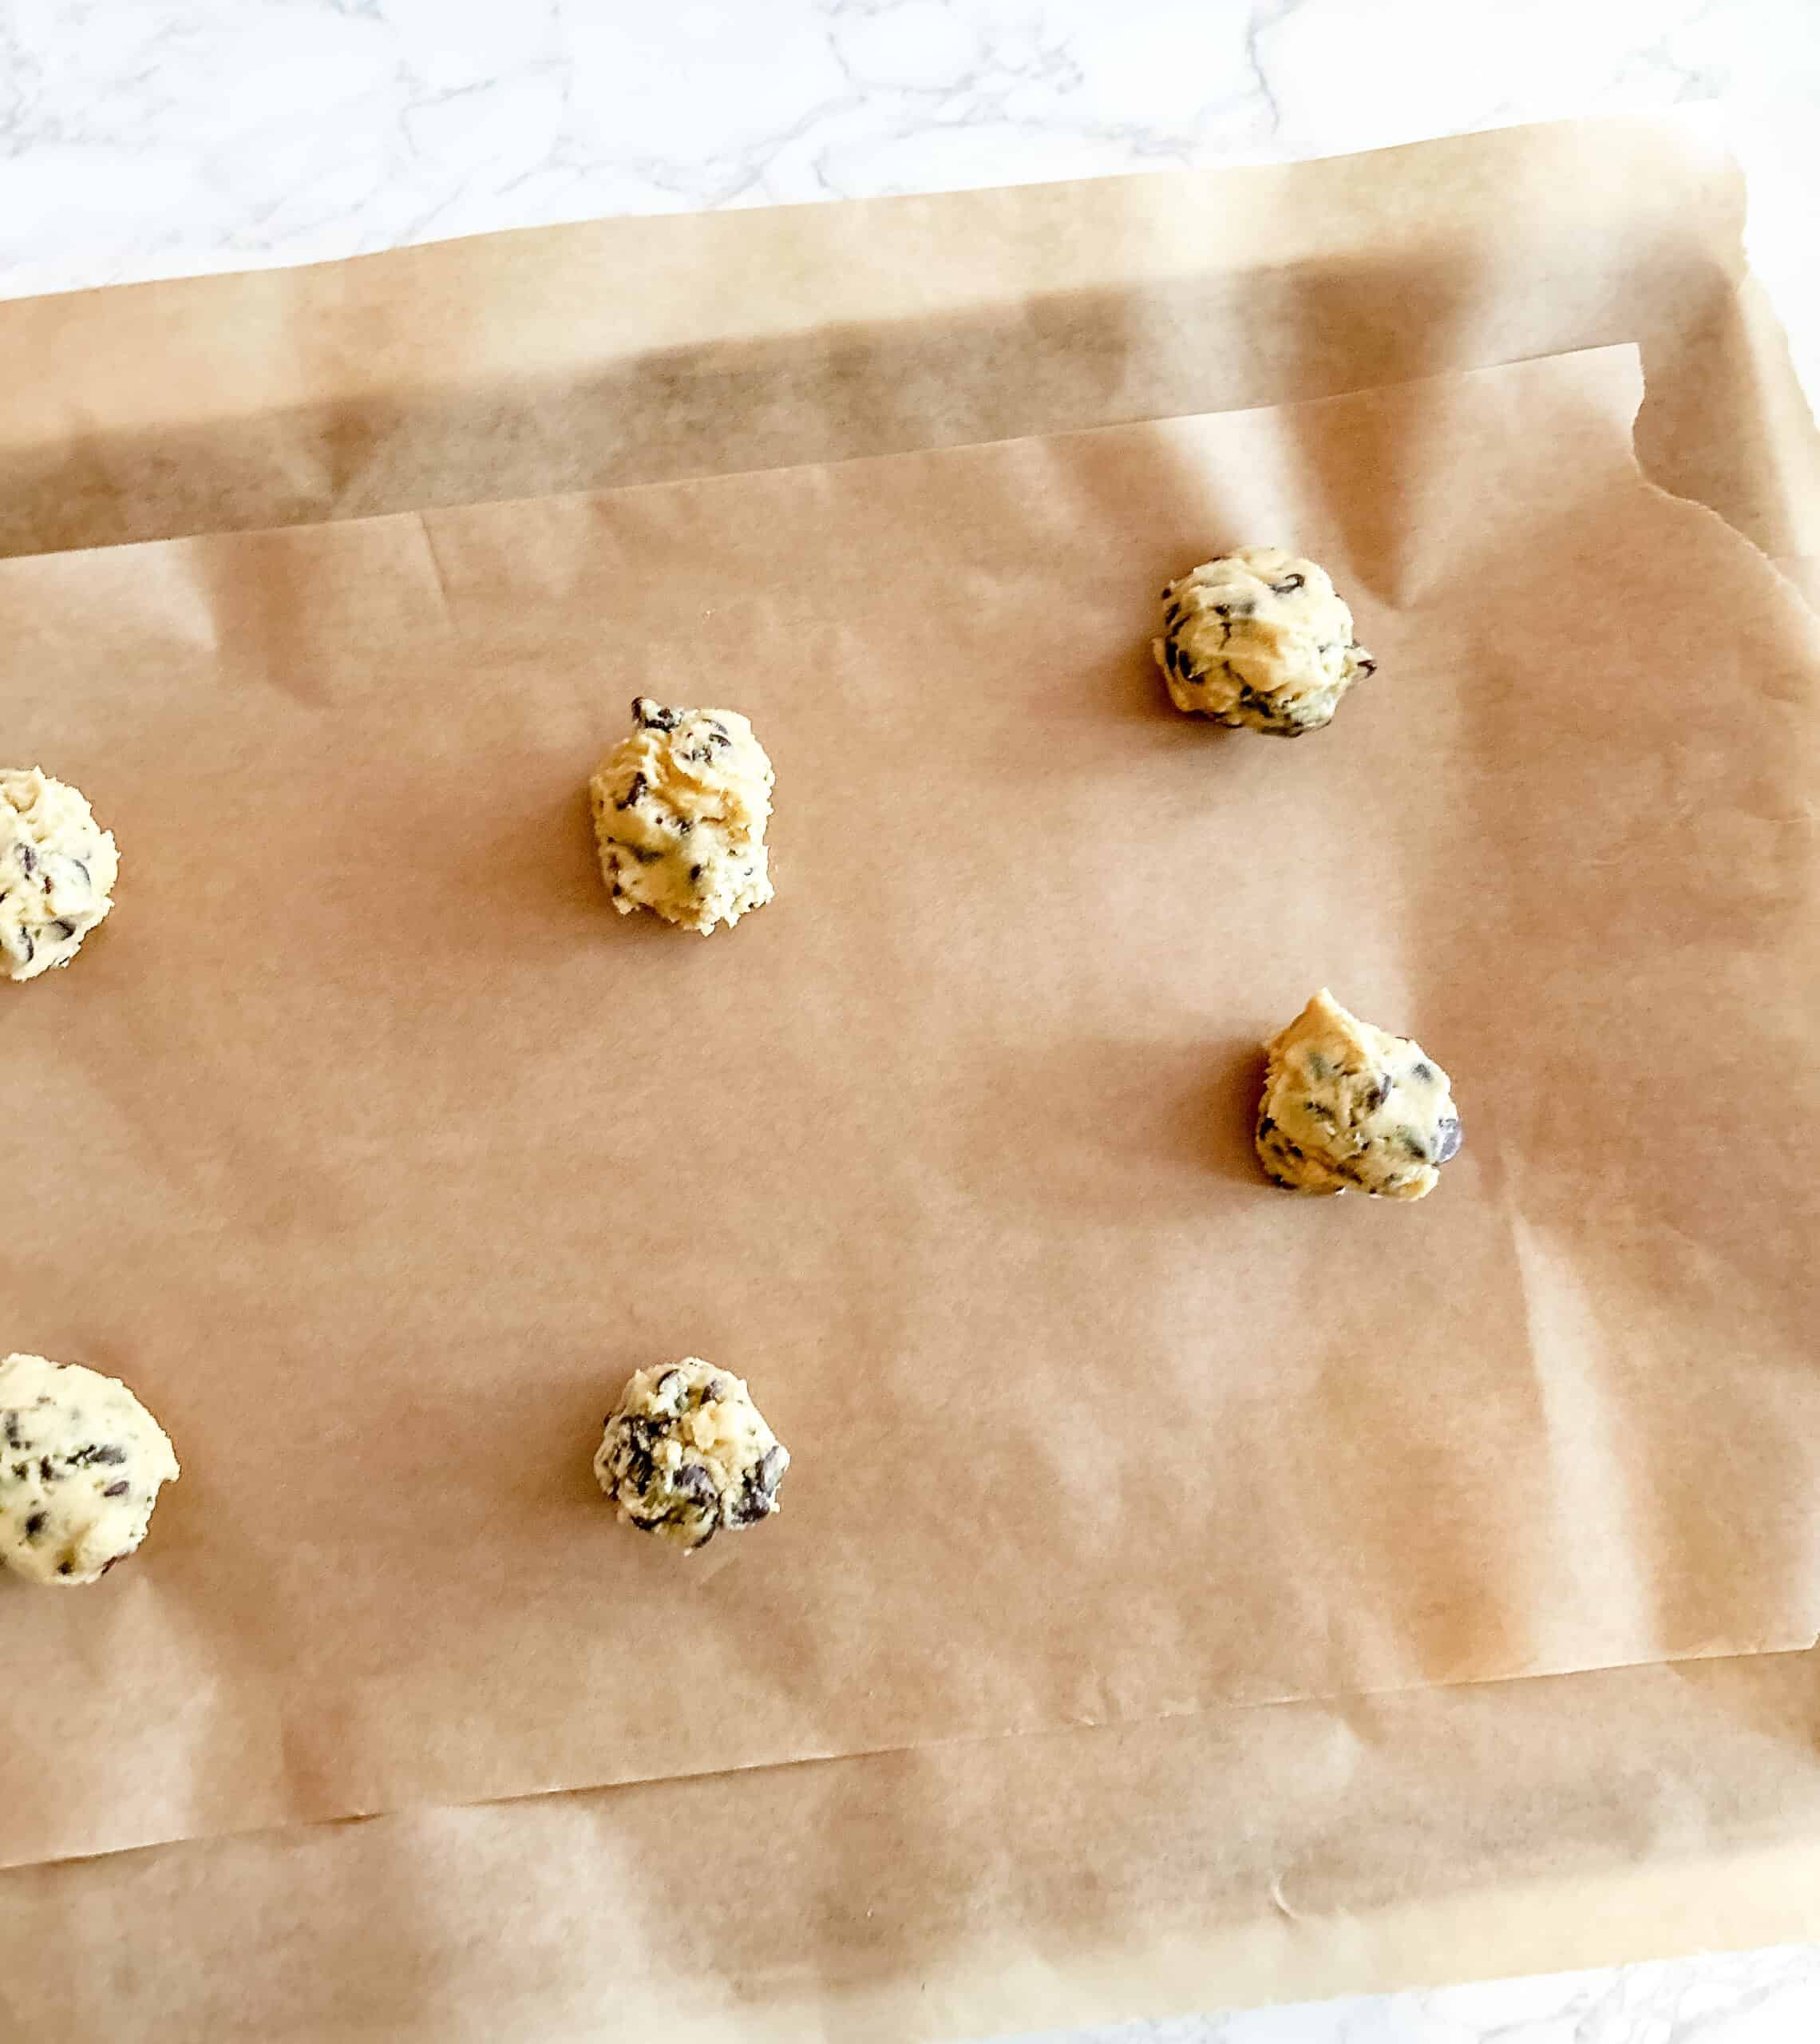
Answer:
[589,699,774,934]
[0,768,119,981]
[0,1353,180,1584]
[595,1360,789,1553]
[1256,988,1462,1200]
[1154,548,1373,735]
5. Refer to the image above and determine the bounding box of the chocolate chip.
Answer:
[727,1445,787,1527]
[1256,1115,1276,1137]
[38,1457,54,1483]
[671,1463,720,1510]
[16,842,34,876]
[632,698,681,731]
[1411,1061,1434,1082]
[3,1415,19,1448]
[1355,655,1377,675]
[730,1483,770,1528]
[1270,572,1306,594]
[656,1369,683,1400]
[615,771,647,810]
[24,1511,45,1538]
[675,818,694,836]
[69,1443,127,1468]
[103,1480,130,1499]
[689,864,702,884]
[1400,1133,1429,1161]
[57,1559,72,1576]
[1434,1116,1463,1163]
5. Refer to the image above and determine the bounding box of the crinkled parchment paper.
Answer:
[2,113,1818,2039]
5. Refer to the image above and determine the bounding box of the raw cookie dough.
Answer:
[0,767,119,981]
[589,699,774,934]
[595,1360,789,1553]
[0,1353,180,1584]
[1153,547,1373,735]
[1256,988,1462,1200]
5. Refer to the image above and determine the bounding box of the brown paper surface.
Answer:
[10,1650,1820,2042]
[2,114,1816,575]
[4,343,1820,1879]
[6,113,1820,2036]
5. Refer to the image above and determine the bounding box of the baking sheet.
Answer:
[5,112,1820,2038]
[3,343,1819,1872]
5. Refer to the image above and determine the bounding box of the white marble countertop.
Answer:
[4,4,1818,2039]
[2,0,1816,303]
[1001,1946,1820,2044]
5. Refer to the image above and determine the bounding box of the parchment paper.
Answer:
[6,113,1820,2039]
[10,1650,1820,2042]
[4,341,1820,1878]
[1,113,1814,576]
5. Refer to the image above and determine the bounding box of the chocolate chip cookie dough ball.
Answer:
[1256,988,1462,1200]
[1154,548,1373,735]
[0,768,119,980]
[589,699,774,934]
[595,1360,789,1553]
[0,1354,180,1584]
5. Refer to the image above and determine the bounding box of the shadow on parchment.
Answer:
[3,216,1812,588]
[937,1032,1270,1222]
